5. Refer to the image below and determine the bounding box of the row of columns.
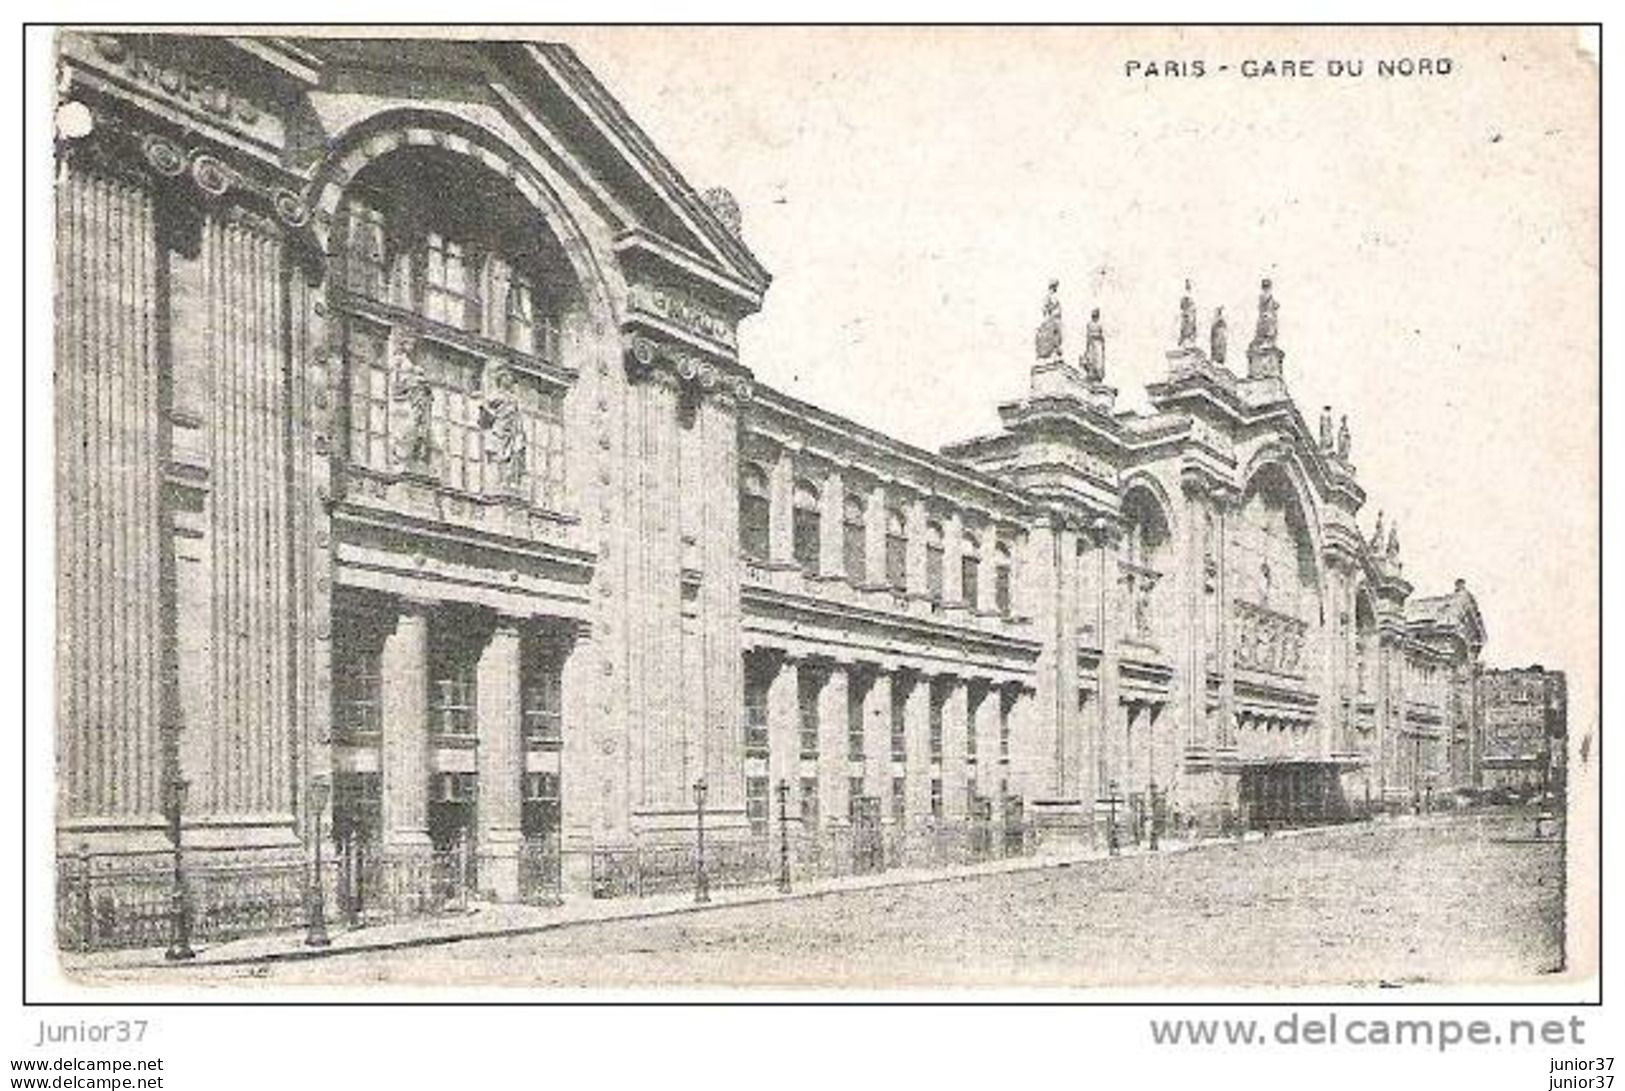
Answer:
[372,597,590,900]
[754,651,1034,828]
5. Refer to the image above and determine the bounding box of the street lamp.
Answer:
[1147,778,1160,852]
[164,775,194,962]
[776,778,791,893]
[1106,779,1121,857]
[693,777,710,904]
[305,774,332,948]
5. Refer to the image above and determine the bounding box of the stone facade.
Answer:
[1477,666,1568,797]
[53,33,1511,947]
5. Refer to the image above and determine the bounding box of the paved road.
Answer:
[101,815,1566,989]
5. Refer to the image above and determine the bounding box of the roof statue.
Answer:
[1178,279,1198,348]
[1082,307,1106,381]
[1386,522,1401,559]
[1370,510,1385,553]
[1035,279,1064,363]
[1252,277,1279,349]
[1210,306,1228,365]
[1319,406,1334,451]
[1337,414,1352,462]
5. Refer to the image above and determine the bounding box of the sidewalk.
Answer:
[59,813,1458,974]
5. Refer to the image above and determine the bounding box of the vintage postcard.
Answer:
[43,24,1598,994]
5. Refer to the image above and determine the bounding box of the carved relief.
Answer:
[1232,599,1308,676]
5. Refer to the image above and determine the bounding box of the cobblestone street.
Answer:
[86,815,1564,990]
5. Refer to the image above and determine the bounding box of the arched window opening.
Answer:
[792,479,822,572]
[925,520,946,604]
[739,463,770,562]
[843,494,867,582]
[1121,488,1171,647]
[885,508,909,591]
[994,541,1014,617]
[960,531,982,609]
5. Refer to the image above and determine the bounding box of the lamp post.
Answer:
[305,774,332,948]
[164,775,194,962]
[1106,779,1121,857]
[1147,778,1160,852]
[693,777,710,904]
[776,778,791,893]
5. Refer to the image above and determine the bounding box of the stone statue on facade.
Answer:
[1336,414,1352,461]
[389,335,433,470]
[1177,279,1198,349]
[1251,277,1279,349]
[1035,279,1063,363]
[479,363,528,492]
[1210,306,1228,365]
[1082,307,1106,381]
[1386,523,1400,559]
[1370,510,1384,553]
[1319,406,1335,451]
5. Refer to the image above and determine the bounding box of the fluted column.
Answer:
[55,158,165,830]
[559,626,597,891]
[476,619,523,900]
[381,600,431,852]
[765,652,800,807]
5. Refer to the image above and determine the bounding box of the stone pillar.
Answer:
[941,677,969,821]
[864,481,889,587]
[863,668,894,805]
[817,662,850,824]
[906,495,930,598]
[902,670,933,823]
[765,651,800,798]
[476,619,523,901]
[944,509,964,606]
[380,600,431,853]
[559,625,597,894]
[819,467,845,579]
[768,445,795,566]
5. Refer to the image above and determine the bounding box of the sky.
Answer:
[556,26,1598,734]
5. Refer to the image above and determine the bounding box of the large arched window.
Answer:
[739,463,770,562]
[842,494,867,582]
[1232,463,1320,676]
[1121,487,1172,646]
[337,146,571,509]
[792,479,822,572]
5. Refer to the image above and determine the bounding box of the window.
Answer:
[419,340,485,493]
[961,550,980,610]
[345,319,391,469]
[342,198,388,301]
[422,232,476,330]
[746,776,770,837]
[849,776,866,820]
[925,521,945,603]
[929,686,944,763]
[743,667,770,756]
[429,626,478,737]
[334,640,382,738]
[522,772,560,836]
[522,638,562,747]
[994,543,1013,616]
[506,265,537,354]
[891,776,906,824]
[890,685,907,762]
[792,479,821,572]
[843,495,867,582]
[739,464,770,562]
[799,776,819,830]
[885,508,908,591]
[798,669,821,759]
[847,680,866,762]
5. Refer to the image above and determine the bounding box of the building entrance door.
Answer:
[851,796,884,875]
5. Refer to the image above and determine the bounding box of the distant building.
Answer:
[54,31,1503,949]
[1477,666,1568,798]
